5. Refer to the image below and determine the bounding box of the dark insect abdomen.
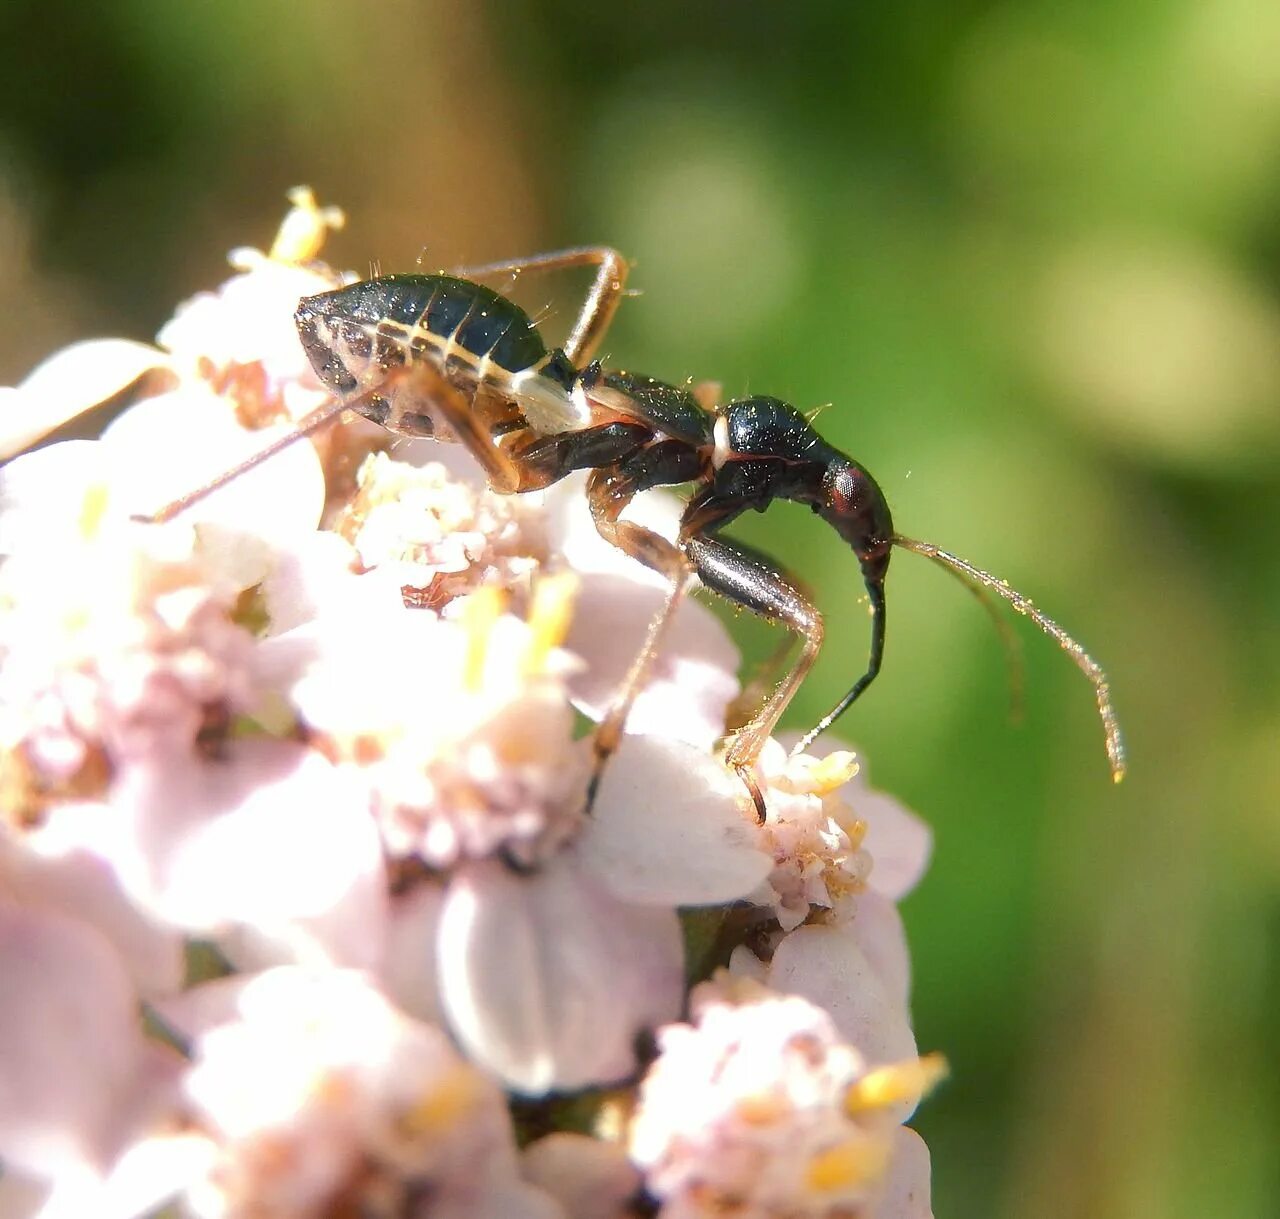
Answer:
[295,273,551,402]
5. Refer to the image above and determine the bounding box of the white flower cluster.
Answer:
[0,191,939,1218]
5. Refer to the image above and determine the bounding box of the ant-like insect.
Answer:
[152,247,1126,814]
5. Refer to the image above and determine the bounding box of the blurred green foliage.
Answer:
[1,0,1277,1214]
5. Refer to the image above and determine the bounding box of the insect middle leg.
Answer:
[446,246,629,365]
[581,446,702,809]
[682,534,825,812]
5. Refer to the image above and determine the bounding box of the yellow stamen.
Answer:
[522,573,578,678]
[845,1052,948,1115]
[78,482,111,540]
[842,816,868,850]
[592,1092,635,1143]
[401,1064,484,1135]
[459,585,507,692]
[269,186,345,263]
[807,750,860,795]
[735,1093,787,1125]
[805,1136,890,1192]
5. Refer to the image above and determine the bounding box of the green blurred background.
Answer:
[1,1,1277,1214]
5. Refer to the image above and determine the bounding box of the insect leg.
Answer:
[714,537,816,734]
[582,459,698,811]
[382,355,523,494]
[142,397,353,522]
[503,421,650,491]
[683,534,826,809]
[445,247,630,366]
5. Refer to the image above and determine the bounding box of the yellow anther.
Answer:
[459,585,507,692]
[803,750,860,795]
[842,816,868,850]
[523,572,578,678]
[269,186,345,264]
[401,1064,484,1135]
[78,482,111,541]
[735,1093,786,1125]
[592,1092,636,1143]
[845,1052,948,1115]
[805,1137,890,1193]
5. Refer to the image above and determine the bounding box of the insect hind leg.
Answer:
[445,246,629,366]
[582,466,695,813]
[141,397,351,523]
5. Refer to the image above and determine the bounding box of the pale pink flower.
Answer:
[106,738,388,973]
[730,741,932,1072]
[332,451,549,602]
[0,515,263,807]
[276,578,770,1092]
[0,804,182,997]
[0,186,344,464]
[522,1133,639,1219]
[161,966,560,1219]
[157,187,345,428]
[744,740,931,932]
[630,973,940,1219]
[0,899,181,1185]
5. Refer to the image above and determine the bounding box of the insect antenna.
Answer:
[893,534,1126,783]
[143,397,350,523]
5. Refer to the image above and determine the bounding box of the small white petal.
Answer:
[522,1133,640,1219]
[566,574,739,748]
[380,883,446,1023]
[257,528,361,636]
[0,902,144,1178]
[438,859,683,1093]
[0,339,167,460]
[856,786,932,902]
[114,740,387,968]
[746,924,919,1099]
[0,441,112,553]
[844,892,912,1012]
[872,1127,933,1219]
[36,1134,217,1219]
[578,736,771,906]
[430,1180,567,1219]
[102,392,325,537]
[7,806,184,997]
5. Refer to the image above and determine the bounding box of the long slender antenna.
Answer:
[894,534,1126,783]
[144,398,350,523]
